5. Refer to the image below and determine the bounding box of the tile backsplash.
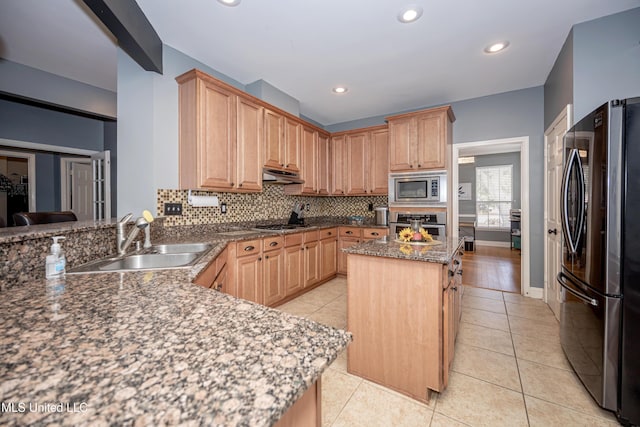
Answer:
[157,185,388,226]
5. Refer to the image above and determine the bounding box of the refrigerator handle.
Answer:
[557,272,598,306]
[561,149,585,254]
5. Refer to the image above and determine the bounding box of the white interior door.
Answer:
[71,162,93,220]
[91,150,111,220]
[544,106,571,320]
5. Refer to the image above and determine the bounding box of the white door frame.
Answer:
[0,148,37,211]
[60,157,91,211]
[451,136,533,297]
[543,104,573,306]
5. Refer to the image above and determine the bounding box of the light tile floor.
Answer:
[276,278,621,427]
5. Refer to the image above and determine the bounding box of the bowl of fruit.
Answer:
[396,227,441,246]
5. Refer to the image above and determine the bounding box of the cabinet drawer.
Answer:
[285,232,303,247]
[303,230,319,243]
[319,227,338,240]
[236,239,262,257]
[340,227,362,238]
[264,235,285,252]
[363,228,388,240]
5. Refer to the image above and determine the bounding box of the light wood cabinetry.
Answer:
[319,228,338,280]
[233,239,263,304]
[286,127,331,196]
[284,233,304,297]
[337,227,388,274]
[331,125,388,196]
[303,230,320,287]
[176,70,263,192]
[263,235,285,306]
[387,105,455,172]
[265,113,301,173]
[194,247,229,292]
[346,243,463,402]
[317,133,330,195]
[274,379,321,427]
[443,247,463,385]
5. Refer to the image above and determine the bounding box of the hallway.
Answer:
[462,245,521,293]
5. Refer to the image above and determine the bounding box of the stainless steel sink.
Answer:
[99,253,199,271]
[151,243,211,254]
[67,242,212,274]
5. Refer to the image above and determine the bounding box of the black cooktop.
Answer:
[252,224,309,231]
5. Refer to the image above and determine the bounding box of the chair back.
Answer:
[13,211,78,226]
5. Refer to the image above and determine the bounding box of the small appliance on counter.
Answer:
[288,203,305,225]
[374,207,389,226]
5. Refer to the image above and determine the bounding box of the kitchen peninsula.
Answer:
[343,237,464,403]
[0,221,353,426]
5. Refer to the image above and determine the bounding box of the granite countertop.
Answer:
[343,236,464,264]
[0,222,359,426]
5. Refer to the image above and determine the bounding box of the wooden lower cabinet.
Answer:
[193,248,228,291]
[338,237,360,275]
[284,235,304,297]
[338,227,388,275]
[274,378,321,427]
[303,232,321,288]
[347,248,462,402]
[263,246,285,306]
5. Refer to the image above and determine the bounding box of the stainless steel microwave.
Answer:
[388,171,447,207]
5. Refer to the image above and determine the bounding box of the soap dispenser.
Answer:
[45,236,66,279]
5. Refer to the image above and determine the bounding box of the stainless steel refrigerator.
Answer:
[559,97,640,425]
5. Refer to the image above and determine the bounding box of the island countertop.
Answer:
[342,236,464,264]
[0,221,356,426]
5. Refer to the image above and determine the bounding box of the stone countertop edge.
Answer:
[342,237,465,264]
[0,223,356,426]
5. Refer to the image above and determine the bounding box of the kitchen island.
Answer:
[343,237,464,404]
[0,221,355,426]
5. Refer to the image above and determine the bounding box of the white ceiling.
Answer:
[1,0,638,126]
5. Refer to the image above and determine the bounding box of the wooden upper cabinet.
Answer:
[284,118,301,173]
[387,105,455,172]
[317,133,330,196]
[264,109,285,170]
[330,135,346,195]
[369,128,389,195]
[346,131,368,195]
[300,126,318,194]
[236,97,264,192]
[177,69,262,192]
[331,125,388,196]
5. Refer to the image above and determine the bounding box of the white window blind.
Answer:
[476,165,512,229]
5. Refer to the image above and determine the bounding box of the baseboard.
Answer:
[524,287,543,299]
[475,240,511,248]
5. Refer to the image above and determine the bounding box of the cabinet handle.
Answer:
[327,232,332,236]
[269,241,278,247]
[239,183,243,187]
[244,245,255,251]
[285,164,289,168]
[410,165,414,168]
[371,232,379,236]
[418,164,422,168]
[265,255,269,259]
[281,163,285,167]
[216,283,223,291]
[301,247,305,251]
[258,257,262,261]
[231,182,235,186]
[452,286,458,291]
[346,231,353,235]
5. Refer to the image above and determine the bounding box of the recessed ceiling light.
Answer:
[217,0,241,6]
[398,5,423,23]
[484,41,510,54]
[332,86,348,94]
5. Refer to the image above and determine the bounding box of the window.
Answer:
[476,165,512,229]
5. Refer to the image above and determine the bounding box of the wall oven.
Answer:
[388,171,447,207]
[389,211,446,241]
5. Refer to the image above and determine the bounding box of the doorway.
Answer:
[451,137,532,297]
[60,158,93,221]
[0,150,36,227]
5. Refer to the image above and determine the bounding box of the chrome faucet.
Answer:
[116,213,150,255]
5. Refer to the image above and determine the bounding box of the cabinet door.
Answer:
[213,263,229,294]
[284,244,304,296]
[368,128,389,194]
[263,248,285,306]
[304,240,320,287]
[264,109,285,170]
[331,135,347,195]
[317,133,330,196]
[320,237,337,280]
[285,118,301,172]
[300,126,318,194]
[236,97,263,192]
[199,81,236,189]
[236,254,263,304]
[442,282,456,388]
[338,237,360,274]
[416,112,446,170]
[388,116,415,171]
[345,131,368,195]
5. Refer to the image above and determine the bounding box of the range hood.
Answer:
[262,168,304,184]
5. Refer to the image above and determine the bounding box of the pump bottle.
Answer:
[45,236,66,279]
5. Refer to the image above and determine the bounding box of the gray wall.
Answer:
[572,7,640,122]
[34,153,60,211]
[0,59,116,119]
[104,121,118,217]
[0,99,105,150]
[459,152,521,242]
[544,30,574,129]
[246,79,300,116]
